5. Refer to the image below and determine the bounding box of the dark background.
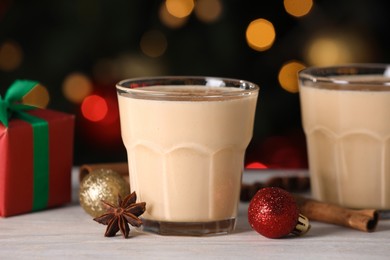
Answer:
[1,0,389,168]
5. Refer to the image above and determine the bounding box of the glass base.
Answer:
[141,218,236,236]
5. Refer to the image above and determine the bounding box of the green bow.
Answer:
[0,79,50,211]
[0,80,39,127]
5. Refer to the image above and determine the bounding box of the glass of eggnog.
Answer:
[299,64,390,209]
[116,76,259,235]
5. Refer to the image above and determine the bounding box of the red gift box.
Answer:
[0,109,75,217]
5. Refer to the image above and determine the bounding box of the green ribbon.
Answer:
[0,80,49,211]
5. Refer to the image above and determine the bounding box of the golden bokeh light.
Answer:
[165,0,194,18]
[284,0,313,17]
[307,37,343,66]
[159,2,188,28]
[140,30,168,58]
[194,0,222,23]
[246,18,276,51]
[278,61,306,93]
[62,72,93,103]
[0,40,23,71]
[305,36,351,66]
[305,31,370,66]
[22,84,50,108]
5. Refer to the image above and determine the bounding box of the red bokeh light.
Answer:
[75,85,124,158]
[246,161,268,169]
[81,95,108,122]
[260,135,307,168]
[245,130,308,169]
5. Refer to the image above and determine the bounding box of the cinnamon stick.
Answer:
[294,195,378,232]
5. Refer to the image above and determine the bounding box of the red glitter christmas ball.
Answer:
[248,187,300,238]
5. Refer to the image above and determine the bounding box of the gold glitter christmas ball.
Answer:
[79,168,130,217]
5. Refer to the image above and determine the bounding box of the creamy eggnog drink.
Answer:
[116,77,258,235]
[299,65,390,209]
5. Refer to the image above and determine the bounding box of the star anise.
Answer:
[93,192,146,238]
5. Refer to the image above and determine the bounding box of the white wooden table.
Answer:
[1,169,390,259]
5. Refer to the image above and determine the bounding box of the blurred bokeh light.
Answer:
[159,2,188,28]
[62,72,93,103]
[284,0,313,17]
[194,0,222,23]
[278,61,306,93]
[22,84,50,108]
[165,0,194,18]
[246,18,276,52]
[81,95,108,122]
[0,40,23,71]
[140,30,168,58]
[304,30,372,66]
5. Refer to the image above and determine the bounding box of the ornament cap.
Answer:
[292,213,311,236]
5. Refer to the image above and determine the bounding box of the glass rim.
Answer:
[116,76,259,100]
[298,63,390,86]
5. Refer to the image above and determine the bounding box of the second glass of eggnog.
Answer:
[299,64,390,209]
[116,77,259,235]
